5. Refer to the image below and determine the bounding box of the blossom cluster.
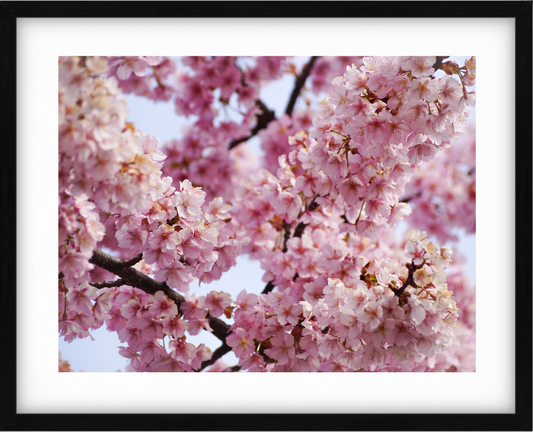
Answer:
[224,56,476,372]
[227,230,459,371]
[159,56,289,203]
[59,56,162,288]
[402,125,476,242]
[105,56,274,204]
[160,57,362,202]
[234,57,476,266]
[59,56,174,346]
[309,56,363,94]
[60,279,214,371]
[161,124,256,204]
[114,178,249,289]
[58,57,248,360]
[174,56,284,120]
[107,56,177,102]
[258,110,315,173]
[302,56,475,240]
[59,258,240,371]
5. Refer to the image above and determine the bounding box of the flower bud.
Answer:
[441,61,459,75]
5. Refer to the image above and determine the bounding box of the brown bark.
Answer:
[228,99,276,149]
[89,249,231,343]
[228,56,319,150]
[285,56,319,116]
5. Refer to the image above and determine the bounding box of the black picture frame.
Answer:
[1,2,531,431]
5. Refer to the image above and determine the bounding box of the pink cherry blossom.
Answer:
[226,328,255,358]
[205,291,232,317]
[59,56,475,374]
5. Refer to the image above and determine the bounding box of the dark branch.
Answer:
[293,222,307,239]
[89,249,231,343]
[282,220,292,253]
[285,56,319,116]
[389,261,424,305]
[90,279,126,289]
[121,252,143,268]
[262,280,276,294]
[228,56,319,150]
[90,249,178,297]
[308,195,320,211]
[207,313,231,344]
[228,99,276,149]
[228,136,249,150]
[431,56,450,72]
[293,195,320,239]
[197,342,232,371]
[400,191,422,204]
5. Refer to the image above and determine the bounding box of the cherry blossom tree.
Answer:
[59,55,476,372]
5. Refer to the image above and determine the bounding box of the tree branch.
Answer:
[228,99,276,149]
[293,222,307,239]
[285,56,319,116]
[228,56,319,150]
[89,249,231,343]
[308,195,320,211]
[282,220,292,253]
[262,280,276,294]
[197,342,232,371]
[400,191,422,204]
[388,261,424,305]
[268,195,320,291]
[293,195,319,240]
[121,252,143,268]
[431,56,450,73]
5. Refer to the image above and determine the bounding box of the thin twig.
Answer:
[262,280,276,294]
[228,100,276,149]
[282,220,292,253]
[89,249,231,343]
[120,252,143,268]
[228,56,319,150]
[197,342,232,371]
[400,191,422,204]
[285,56,319,116]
